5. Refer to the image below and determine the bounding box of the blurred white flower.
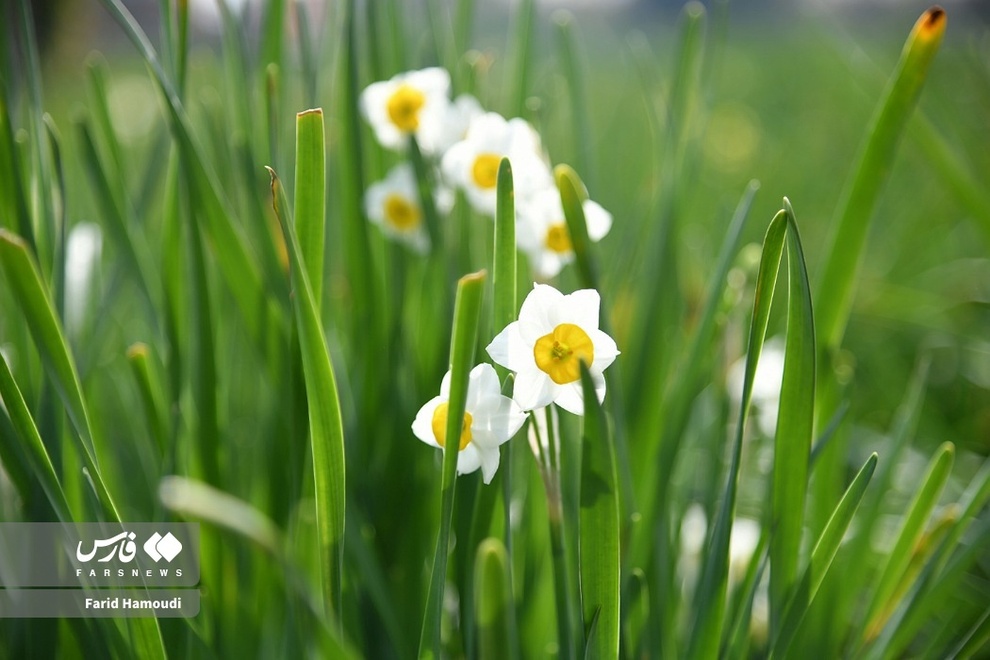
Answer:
[65,223,103,336]
[364,163,430,254]
[441,112,553,216]
[727,336,785,437]
[678,503,708,591]
[435,94,484,154]
[516,187,612,279]
[487,284,619,415]
[360,67,451,154]
[412,364,527,484]
[728,516,761,585]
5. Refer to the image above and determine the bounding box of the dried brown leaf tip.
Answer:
[919,6,946,40]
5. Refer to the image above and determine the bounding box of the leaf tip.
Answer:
[126,342,149,360]
[460,269,487,286]
[915,6,946,43]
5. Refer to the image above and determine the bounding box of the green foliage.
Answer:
[0,1,987,658]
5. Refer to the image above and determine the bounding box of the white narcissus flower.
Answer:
[364,163,430,254]
[360,67,451,154]
[441,112,553,217]
[435,94,484,154]
[487,284,619,415]
[412,364,527,484]
[516,187,613,279]
[65,222,103,337]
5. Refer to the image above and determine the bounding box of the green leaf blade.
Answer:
[815,7,947,349]
[578,362,620,660]
[769,199,817,638]
[771,453,878,657]
[294,109,326,308]
[419,270,487,660]
[687,208,786,660]
[475,538,519,660]
[268,168,347,626]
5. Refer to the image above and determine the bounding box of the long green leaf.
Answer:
[294,109,326,308]
[125,343,169,459]
[493,157,516,340]
[631,181,759,571]
[815,7,946,349]
[492,156,517,597]
[419,269,487,660]
[686,209,786,660]
[475,538,518,660]
[770,453,878,657]
[159,476,358,659]
[768,198,816,638]
[860,441,954,647]
[554,13,593,187]
[578,362,620,659]
[507,0,536,115]
[0,229,118,521]
[96,0,281,350]
[0,98,31,241]
[0,348,72,521]
[75,116,157,312]
[556,164,598,291]
[268,167,347,626]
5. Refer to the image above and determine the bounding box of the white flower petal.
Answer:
[513,365,557,412]
[412,396,445,448]
[486,322,527,372]
[517,284,564,343]
[456,443,483,476]
[590,329,620,373]
[478,446,501,484]
[552,289,600,330]
[584,200,613,242]
[554,382,586,415]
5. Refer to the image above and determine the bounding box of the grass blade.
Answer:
[493,157,516,339]
[96,0,280,350]
[770,453,878,657]
[0,229,118,521]
[815,7,947,349]
[268,167,347,626]
[507,0,536,115]
[554,13,593,187]
[768,199,816,638]
[492,157,517,598]
[475,538,519,660]
[556,164,599,291]
[418,269,487,660]
[631,181,759,569]
[0,348,72,521]
[578,362,620,659]
[125,343,169,460]
[0,98,32,241]
[860,440,954,648]
[294,109,327,308]
[159,476,358,659]
[686,208,786,660]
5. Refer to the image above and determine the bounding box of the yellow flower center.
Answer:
[386,84,425,132]
[544,223,572,254]
[431,403,473,450]
[471,153,501,189]
[534,323,594,385]
[383,194,421,231]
